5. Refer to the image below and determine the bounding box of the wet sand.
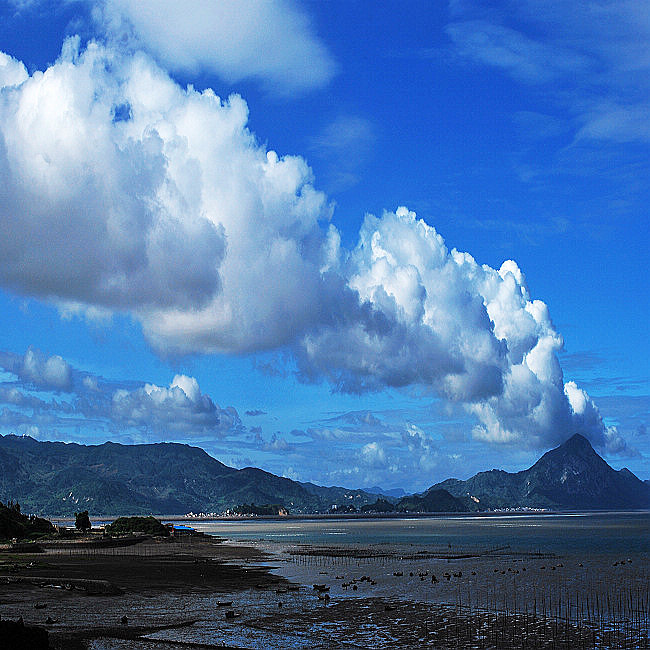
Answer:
[216,537,650,648]
[1,531,648,648]
[0,534,286,649]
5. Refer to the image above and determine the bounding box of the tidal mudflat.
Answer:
[1,513,648,648]
[190,512,650,648]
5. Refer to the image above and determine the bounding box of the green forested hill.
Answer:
[396,488,469,513]
[0,500,54,540]
[2,433,646,516]
[0,435,376,515]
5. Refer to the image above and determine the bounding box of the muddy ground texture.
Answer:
[0,534,284,649]
[1,534,648,649]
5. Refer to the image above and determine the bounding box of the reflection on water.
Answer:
[93,512,650,648]
[191,512,650,555]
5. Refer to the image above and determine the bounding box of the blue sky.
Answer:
[0,0,647,492]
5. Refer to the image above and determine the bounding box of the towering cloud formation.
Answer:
[296,207,623,452]
[0,40,623,453]
[0,43,226,312]
[0,40,331,350]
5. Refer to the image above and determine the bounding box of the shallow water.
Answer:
[22,512,650,648]
[147,511,648,648]
[191,511,650,555]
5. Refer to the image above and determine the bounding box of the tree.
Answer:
[105,516,169,537]
[75,510,91,532]
[360,498,396,513]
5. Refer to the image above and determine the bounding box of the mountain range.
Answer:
[0,433,647,516]
[430,434,650,511]
[0,434,378,516]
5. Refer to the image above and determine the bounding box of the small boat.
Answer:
[216,601,233,607]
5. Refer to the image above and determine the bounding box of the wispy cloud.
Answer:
[559,350,607,373]
[322,410,390,432]
[94,0,335,95]
[446,20,591,83]
[467,215,570,245]
[309,115,376,192]
[446,0,650,144]
[245,409,267,417]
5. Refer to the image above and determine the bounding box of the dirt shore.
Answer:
[1,533,648,648]
[0,534,286,649]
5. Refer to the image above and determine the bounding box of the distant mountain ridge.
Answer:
[431,434,650,511]
[0,435,380,516]
[362,485,407,499]
[0,433,647,516]
[395,488,469,513]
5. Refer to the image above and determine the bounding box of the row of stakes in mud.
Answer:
[1,609,130,627]
[333,557,635,583]
[389,568,472,582]
[302,557,638,602]
[223,557,639,622]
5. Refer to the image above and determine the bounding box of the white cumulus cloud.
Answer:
[96,0,336,95]
[295,207,623,452]
[0,39,333,352]
[0,52,28,87]
[112,374,240,437]
[360,441,386,467]
[0,39,225,312]
[0,348,73,392]
[0,37,628,455]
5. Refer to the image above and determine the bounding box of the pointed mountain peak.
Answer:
[531,432,604,473]
[559,433,594,453]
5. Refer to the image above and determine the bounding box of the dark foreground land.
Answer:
[0,534,284,649]
[0,533,648,649]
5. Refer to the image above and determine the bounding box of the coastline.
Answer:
[47,508,650,527]
[1,517,648,648]
[0,533,285,649]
